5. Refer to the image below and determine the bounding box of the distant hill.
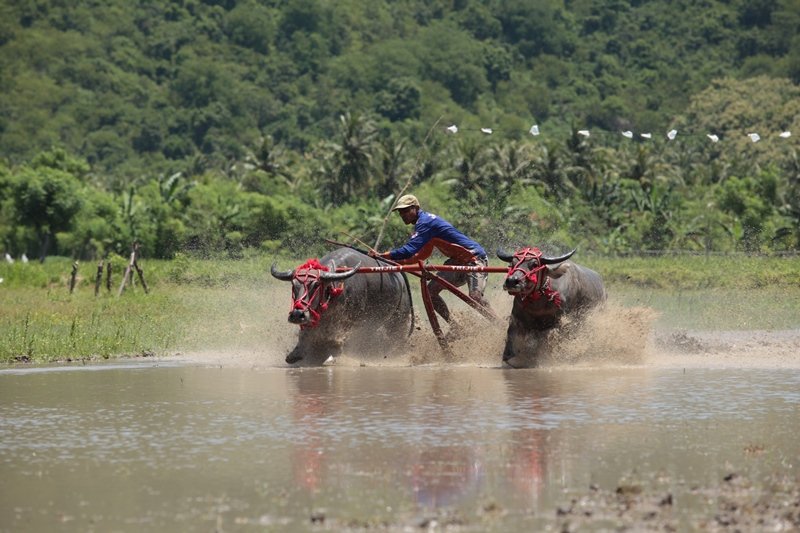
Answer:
[1,0,797,178]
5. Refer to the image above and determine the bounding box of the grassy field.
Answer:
[1,253,799,363]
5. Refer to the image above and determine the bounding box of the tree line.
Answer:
[0,0,798,260]
[2,89,798,262]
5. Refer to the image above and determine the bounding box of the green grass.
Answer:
[1,253,798,363]
[0,254,280,363]
[0,288,185,362]
[607,286,800,330]
[584,255,800,330]
[583,254,800,290]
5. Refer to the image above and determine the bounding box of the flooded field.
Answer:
[2,280,800,532]
[2,331,800,531]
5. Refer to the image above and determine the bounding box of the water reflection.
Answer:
[1,363,799,531]
[506,428,546,505]
[290,370,330,492]
[285,367,505,509]
[410,445,484,507]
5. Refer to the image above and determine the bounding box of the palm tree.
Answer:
[324,111,379,204]
[244,135,292,179]
[448,137,491,198]
[373,137,410,199]
[528,141,578,200]
[485,141,535,198]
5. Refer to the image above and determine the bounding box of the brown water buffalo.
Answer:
[271,247,413,365]
[497,247,606,367]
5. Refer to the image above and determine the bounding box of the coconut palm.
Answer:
[323,111,379,204]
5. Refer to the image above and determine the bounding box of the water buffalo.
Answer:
[497,247,606,367]
[271,247,413,365]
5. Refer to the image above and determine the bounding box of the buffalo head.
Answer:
[497,247,574,298]
[271,259,360,327]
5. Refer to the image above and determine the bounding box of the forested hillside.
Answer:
[1,0,799,261]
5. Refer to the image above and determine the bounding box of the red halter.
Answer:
[506,247,562,308]
[291,259,344,329]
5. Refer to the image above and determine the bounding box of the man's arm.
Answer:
[368,250,392,260]
[389,225,434,261]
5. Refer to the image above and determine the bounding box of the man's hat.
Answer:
[392,194,420,211]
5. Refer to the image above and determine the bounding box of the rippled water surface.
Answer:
[1,360,799,531]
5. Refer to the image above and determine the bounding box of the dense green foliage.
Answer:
[1,0,799,260]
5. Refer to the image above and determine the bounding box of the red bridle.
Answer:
[506,247,562,308]
[290,259,344,329]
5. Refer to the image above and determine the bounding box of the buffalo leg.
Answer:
[502,321,517,362]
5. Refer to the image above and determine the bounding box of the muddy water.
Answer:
[2,347,800,532]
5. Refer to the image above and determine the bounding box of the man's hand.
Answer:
[369,250,387,259]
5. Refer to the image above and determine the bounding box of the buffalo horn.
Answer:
[496,248,514,263]
[270,262,295,281]
[320,262,361,281]
[542,249,576,265]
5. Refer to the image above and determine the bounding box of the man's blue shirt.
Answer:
[389,211,487,263]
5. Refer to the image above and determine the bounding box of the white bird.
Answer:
[21,253,28,263]
[667,129,678,140]
[4,253,13,264]
[707,134,720,143]
[529,125,540,136]
[446,125,458,134]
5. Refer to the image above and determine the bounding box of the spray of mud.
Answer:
[172,276,800,370]
[179,281,800,368]
[174,285,662,369]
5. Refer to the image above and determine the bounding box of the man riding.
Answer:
[370,194,493,329]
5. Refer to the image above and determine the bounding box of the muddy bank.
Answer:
[651,328,800,369]
[283,470,800,532]
[550,471,800,532]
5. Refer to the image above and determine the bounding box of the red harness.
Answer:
[291,259,344,329]
[506,247,562,309]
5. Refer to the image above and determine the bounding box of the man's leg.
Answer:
[428,277,452,323]
[427,268,464,323]
[468,257,492,310]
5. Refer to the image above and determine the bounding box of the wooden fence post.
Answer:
[69,262,79,294]
[117,242,149,296]
[134,258,149,294]
[94,260,103,297]
[106,261,112,292]
[118,249,135,296]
